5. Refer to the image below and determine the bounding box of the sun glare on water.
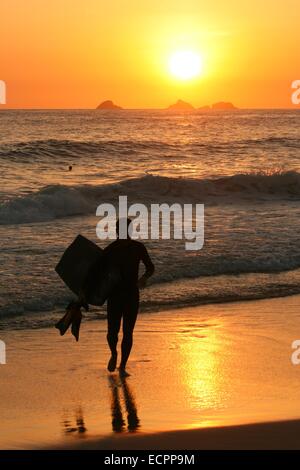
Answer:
[169,50,203,80]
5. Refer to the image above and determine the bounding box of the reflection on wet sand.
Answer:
[109,375,140,433]
[61,377,140,439]
[62,407,87,435]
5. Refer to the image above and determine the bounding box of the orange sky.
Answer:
[0,0,299,108]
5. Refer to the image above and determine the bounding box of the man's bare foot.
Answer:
[119,367,130,378]
[107,354,117,372]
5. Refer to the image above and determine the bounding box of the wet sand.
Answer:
[56,419,300,450]
[1,294,300,449]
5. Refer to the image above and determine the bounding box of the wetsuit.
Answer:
[104,239,154,369]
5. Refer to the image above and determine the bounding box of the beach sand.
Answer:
[1,294,300,449]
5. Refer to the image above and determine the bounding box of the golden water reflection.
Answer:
[177,319,228,421]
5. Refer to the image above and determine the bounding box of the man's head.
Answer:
[116,217,132,239]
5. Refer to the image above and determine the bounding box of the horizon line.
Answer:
[0,106,299,111]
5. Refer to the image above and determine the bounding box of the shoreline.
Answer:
[49,419,300,450]
[2,280,300,332]
[0,294,300,449]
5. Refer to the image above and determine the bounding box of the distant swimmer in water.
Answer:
[68,165,73,171]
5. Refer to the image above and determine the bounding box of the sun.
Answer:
[168,50,203,80]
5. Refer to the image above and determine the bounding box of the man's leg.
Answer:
[119,290,139,374]
[107,297,122,372]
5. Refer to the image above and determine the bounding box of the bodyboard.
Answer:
[55,234,120,306]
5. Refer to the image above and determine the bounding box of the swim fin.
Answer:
[71,307,83,342]
[55,301,81,337]
[55,304,74,336]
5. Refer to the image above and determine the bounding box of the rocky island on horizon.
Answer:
[166,99,238,111]
[96,99,238,111]
[167,99,195,111]
[211,101,237,110]
[96,100,123,110]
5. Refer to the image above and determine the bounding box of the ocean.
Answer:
[1,109,300,329]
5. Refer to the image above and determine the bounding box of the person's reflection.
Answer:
[62,406,87,435]
[110,376,125,432]
[108,375,140,433]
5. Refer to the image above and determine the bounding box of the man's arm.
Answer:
[138,244,155,289]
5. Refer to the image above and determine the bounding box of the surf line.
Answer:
[0,81,6,105]
[95,195,204,251]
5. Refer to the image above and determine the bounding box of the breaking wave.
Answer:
[1,269,300,329]
[1,171,300,225]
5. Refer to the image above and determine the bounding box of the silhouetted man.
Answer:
[79,218,154,376]
[104,218,154,377]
